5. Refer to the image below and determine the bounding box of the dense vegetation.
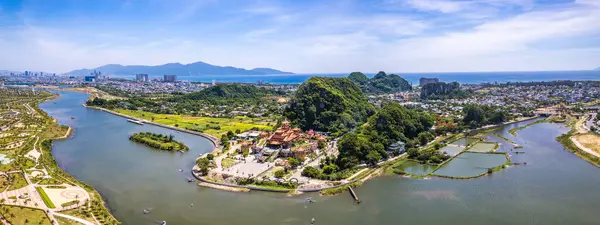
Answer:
[129,132,189,151]
[462,104,510,129]
[334,101,438,169]
[174,83,279,103]
[88,83,284,117]
[284,77,375,135]
[348,71,412,94]
[420,82,471,99]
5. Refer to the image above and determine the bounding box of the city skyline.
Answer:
[0,0,599,73]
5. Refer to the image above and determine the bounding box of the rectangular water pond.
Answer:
[466,142,497,153]
[396,161,437,176]
[450,138,479,147]
[433,152,508,178]
[438,145,464,156]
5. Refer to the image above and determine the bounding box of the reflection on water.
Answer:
[433,152,507,177]
[41,92,600,225]
[396,161,436,175]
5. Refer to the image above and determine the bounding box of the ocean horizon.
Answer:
[112,70,600,85]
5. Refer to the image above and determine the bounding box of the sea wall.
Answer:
[84,105,220,148]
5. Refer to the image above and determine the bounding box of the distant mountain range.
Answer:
[67,61,293,76]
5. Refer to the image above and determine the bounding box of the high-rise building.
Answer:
[84,76,96,82]
[136,74,149,82]
[419,77,440,87]
[163,74,177,82]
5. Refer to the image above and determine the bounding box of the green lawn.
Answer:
[55,216,85,225]
[221,158,237,168]
[61,200,80,207]
[35,187,56,208]
[0,176,9,191]
[0,205,52,225]
[114,109,274,137]
[61,207,96,224]
[7,173,28,191]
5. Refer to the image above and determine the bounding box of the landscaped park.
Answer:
[0,88,117,225]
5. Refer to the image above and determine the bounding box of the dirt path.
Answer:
[571,136,600,158]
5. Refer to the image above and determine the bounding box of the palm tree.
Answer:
[168,134,174,142]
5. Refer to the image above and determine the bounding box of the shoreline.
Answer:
[83,105,220,148]
[37,93,120,224]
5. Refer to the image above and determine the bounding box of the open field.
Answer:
[0,205,52,225]
[114,109,274,137]
[6,173,28,191]
[573,134,600,155]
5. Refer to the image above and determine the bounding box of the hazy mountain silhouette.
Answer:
[67,61,293,76]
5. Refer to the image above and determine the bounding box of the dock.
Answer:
[348,186,361,204]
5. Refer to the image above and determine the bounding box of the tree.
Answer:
[206,154,214,160]
[365,151,382,166]
[226,131,235,139]
[463,105,485,127]
[197,158,211,175]
[418,131,433,146]
[287,157,301,168]
[274,170,285,178]
[301,166,321,178]
[322,164,338,174]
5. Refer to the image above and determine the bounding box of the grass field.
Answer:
[55,216,86,225]
[7,173,28,191]
[61,208,96,224]
[0,205,52,225]
[114,109,274,137]
[35,187,56,208]
[574,134,600,155]
[221,158,237,168]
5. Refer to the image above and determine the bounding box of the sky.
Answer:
[0,0,599,74]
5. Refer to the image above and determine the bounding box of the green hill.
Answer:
[347,71,412,94]
[284,77,375,135]
[177,84,276,102]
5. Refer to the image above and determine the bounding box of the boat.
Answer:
[71,117,75,120]
[160,221,166,225]
[143,209,150,214]
[127,119,144,125]
[187,178,194,182]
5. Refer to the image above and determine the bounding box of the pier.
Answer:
[348,186,361,204]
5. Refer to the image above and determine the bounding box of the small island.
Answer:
[129,132,189,152]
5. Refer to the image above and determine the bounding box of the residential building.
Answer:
[164,74,177,82]
[136,73,149,82]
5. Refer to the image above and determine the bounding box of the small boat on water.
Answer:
[143,209,150,214]
[187,178,194,182]
[71,117,75,120]
[160,221,167,225]
[127,119,144,125]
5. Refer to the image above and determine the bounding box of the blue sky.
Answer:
[0,0,599,73]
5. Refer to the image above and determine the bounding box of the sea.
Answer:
[113,70,600,84]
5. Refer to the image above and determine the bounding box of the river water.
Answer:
[39,91,600,225]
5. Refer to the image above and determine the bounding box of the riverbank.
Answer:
[84,105,220,148]
[36,93,120,224]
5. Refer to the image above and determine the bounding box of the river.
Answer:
[39,91,600,225]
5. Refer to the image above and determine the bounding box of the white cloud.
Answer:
[0,0,599,73]
[403,0,467,13]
